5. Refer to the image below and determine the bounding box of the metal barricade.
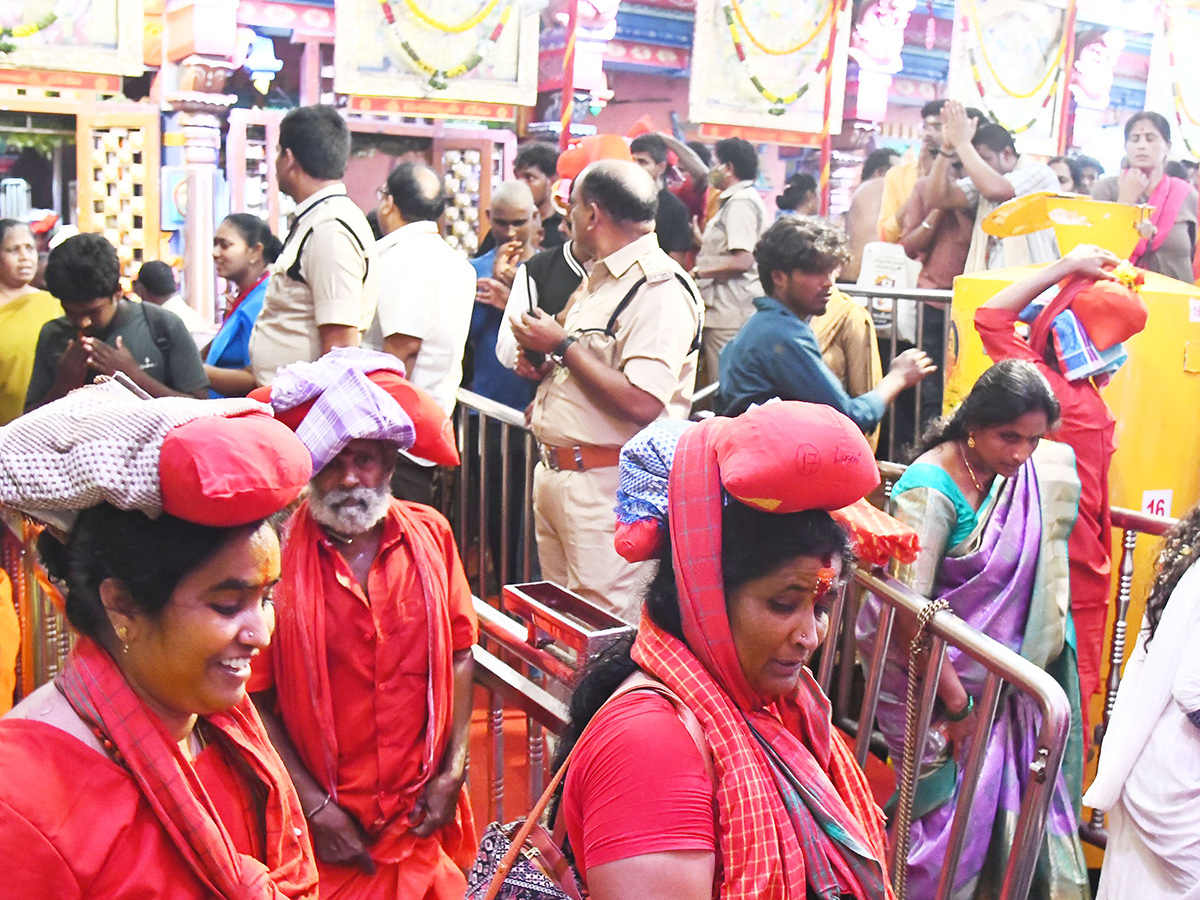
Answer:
[470,582,632,823]
[1078,506,1176,848]
[839,285,954,462]
[822,566,1072,899]
[451,389,539,601]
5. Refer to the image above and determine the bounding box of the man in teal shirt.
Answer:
[715,217,934,430]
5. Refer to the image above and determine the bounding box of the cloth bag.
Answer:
[465,676,712,900]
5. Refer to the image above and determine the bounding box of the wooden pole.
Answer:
[1056,0,1079,154]
[559,0,580,151]
[818,0,844,215]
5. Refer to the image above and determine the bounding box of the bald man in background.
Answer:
[467,181,541,413]
[510,161,702,621]
[365,161,475,505]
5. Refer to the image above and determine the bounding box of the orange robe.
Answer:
[254,500,478,900]
[0,570,18,713]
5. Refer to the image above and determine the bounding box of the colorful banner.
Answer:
[947,0,1071,156]
[688,0,851,135]
[0,0,143,76]
[334,0,539,107]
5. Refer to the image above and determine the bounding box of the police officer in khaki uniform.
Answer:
[511,160,702,621]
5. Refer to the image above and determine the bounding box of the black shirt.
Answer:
[25,299,209,410]
[655,187,693,255]
[522,241,586,317]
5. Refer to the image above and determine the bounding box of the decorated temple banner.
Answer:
[0,0,143,76]
[334,0,539,106]
[947,0,1071,156]
[688,0,853,135]
[1146,3,1200,160]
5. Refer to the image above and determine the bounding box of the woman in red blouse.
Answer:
[554,402,894,900]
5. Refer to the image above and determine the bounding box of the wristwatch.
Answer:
[551,334,578,366]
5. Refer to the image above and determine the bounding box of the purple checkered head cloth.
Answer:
[270,349,415,472]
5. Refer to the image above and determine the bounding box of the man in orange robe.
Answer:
[251,350,478,900]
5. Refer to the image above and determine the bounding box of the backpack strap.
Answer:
[484,673,713,900]
[139,301,173,386]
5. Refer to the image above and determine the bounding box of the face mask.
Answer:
[708,168,726,188]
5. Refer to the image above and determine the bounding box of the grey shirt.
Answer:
[25,299,208,410]
[1092,175,1198,284]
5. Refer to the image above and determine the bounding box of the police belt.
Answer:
[539,443,622,472]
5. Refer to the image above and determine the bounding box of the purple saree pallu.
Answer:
[858,462,1088,899]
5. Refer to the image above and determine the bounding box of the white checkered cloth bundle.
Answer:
[268,348,415,472]
[0,380,267,531]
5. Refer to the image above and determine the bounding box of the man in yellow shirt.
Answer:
[877,100,984,242]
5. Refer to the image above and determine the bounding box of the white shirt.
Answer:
[161,296,213,346]
[363,219,475,414]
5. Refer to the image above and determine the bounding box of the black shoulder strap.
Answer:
[603,273,703,352]
[140,301,172,353]
[140,301,173,385]
[285,209,371,287]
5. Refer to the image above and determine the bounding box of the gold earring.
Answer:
[967,435,976,449]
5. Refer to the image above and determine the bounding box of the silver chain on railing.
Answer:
[891,597,949,900]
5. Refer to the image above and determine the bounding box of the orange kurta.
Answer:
[0,570,18,713]
[0,719,276,897]
[255,500,478,900]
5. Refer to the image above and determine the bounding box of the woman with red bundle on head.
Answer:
[0,382,318,898]
[551,402,898,900]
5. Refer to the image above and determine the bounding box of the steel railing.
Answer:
[1078,506,1176,848]
[839,285,953,462]
[820,566,1071,899]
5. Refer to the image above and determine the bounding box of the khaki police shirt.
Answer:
[249,184,378,384]
[531,232,702,449]
[694,180,768,331]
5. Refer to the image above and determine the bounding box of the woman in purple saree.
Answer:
[857,360,1090,899]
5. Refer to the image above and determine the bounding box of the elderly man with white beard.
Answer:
[247,348,478,900]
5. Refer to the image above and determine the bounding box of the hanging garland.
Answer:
[377,0,514,91]
[0,13,56,54]
[721,0,837,115]
[401,0,502,35]
[728,0,834,57]
[962,0,1070,134]
[964,0,1072,100]
[1163,4,1200,156]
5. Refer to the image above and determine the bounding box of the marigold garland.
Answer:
[1162,3,1200,155]
[377,0,514,91]
[722,1,835,115]
[0,13,57,54]
[401,0,501,35]
[726,0,833,57]
[964,0,1072,101]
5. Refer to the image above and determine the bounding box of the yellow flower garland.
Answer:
[401,0,501,34]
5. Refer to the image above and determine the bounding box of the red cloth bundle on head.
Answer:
[1029,272,1148,357]
[713,402,880,512]
[160,414,313,526]
[612,402,918,568]
[0,380,312,531]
